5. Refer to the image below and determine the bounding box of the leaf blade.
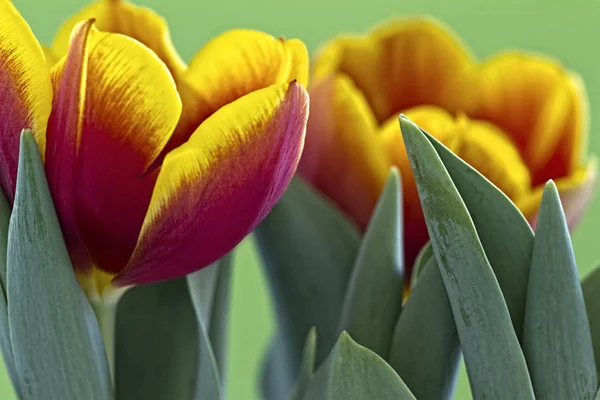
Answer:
[337,169,404,358]
[522,182,597,399]
[400,116,534,400]
[7,131,111,400]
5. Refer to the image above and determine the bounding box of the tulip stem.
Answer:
[91,298,118,384]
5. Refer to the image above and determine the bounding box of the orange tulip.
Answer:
[0,0,309,290]
[300,18,596,274]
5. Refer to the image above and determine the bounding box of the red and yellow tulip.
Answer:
[0,0,309,290]
[300,18,596,274]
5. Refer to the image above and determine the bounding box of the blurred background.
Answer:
[7,0,600,398]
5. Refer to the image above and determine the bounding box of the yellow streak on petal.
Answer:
[52,0,185,79]
[0,0,53,158]
[42,45,59,67]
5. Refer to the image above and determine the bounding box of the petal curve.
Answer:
[52,0,185,79]
[173,30,308,148]
[117,81,308,285]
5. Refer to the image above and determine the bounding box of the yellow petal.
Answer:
[173,29,308,147]
[455,118,532,201]
[517,158,597,230]
[299,75,390,229]
[535,73,589,185]
[0,0,53,201]
[42,45,59,67]
[313,17,474,123]
[462,52,574,175]
[52,0,185,79]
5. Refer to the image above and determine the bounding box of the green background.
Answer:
[5,0,600,398]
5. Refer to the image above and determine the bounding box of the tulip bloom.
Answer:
[300,18,596,274]
[1,0,309,290]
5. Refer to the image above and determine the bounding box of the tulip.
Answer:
[300,18,596,275]
[0,0,309,292]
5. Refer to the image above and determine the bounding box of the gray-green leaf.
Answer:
[389,254,460,400]
[337,168,404,358]
[115,277,200,400]
[400,116,534,400]
[522,182,597,399]
[255,177,361,399]
[302,332,416,400]
[288,328,317,400]
[7,131,112,400]
[423,128,533,339]
[582,266,600,377]
[187,253,233,384]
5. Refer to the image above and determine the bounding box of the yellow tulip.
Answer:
[300,18,596,274]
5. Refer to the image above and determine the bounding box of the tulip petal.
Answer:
[0,0,53,201]
[380,106,461,269]
[463,52,573,177]
[116,81,308,285]
[46,20,94,272]
[173,30,309,148]
[313,18,474,123]
[299,75,390,230]
[52,26,182,274]
[52,0,185,79]
[535,73,589,184]
[518,158,597,230]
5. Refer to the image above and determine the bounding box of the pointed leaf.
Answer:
[522,182,597,399]
[582,266,600,376]
[337,168,403,358]
[0,188,16,393]
[115,278,199,400]
[187,252,233,382]
[389,255,460,400]
[423,129,533,339]
[255,177,361,399]
[302,332,416,400]
[194,318,222,400]
[409,242,432,290]
[400,116,534,400]
[7,131,111,400]
[288,328,317,400]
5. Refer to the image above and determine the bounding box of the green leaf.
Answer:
[422,128,533,339]
[303,332,415,400]
[0,188,16,393]
[288,328,317,400]
[115,277,202,400]
[409,242,432,290]
[337,168,403,358]
[255,177,361,399]
[400,116,534,400]
[388,255,460,400]
[582,266,600,376]
[7,131,111,400]
[522,182,597,399]
[187,253,233,383]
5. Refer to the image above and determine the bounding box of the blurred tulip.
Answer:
[300,18,596,274]
[0,0,309,292]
